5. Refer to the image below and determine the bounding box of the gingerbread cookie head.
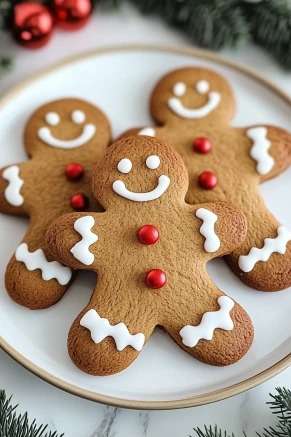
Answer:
[150,67,235,126]
[24,98,110,158]
[92,135,189,209]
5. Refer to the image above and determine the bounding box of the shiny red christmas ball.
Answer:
[137,225,159,245]
[52,0,92,31]
[193,137,212,154]
[13,2,54,49]
[65,162,85,181]
[145,269,167,289]
[198,170,218,190]
[70,193,89,211]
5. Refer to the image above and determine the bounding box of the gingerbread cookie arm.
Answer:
[45,212,103,271]
[6,216,73,309]
[0,164,27,216]
[245,125,291,182]
[225,191,291,291]
[192,202,247,259]
[68,277,157,376]
[163,285,253,366]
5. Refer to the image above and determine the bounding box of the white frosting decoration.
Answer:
[38,123,96,149]
[238,225,291,272]
[113,175,170,202]
[173,82,186,97]
[146,155,160,170]
[72,110,85,124]
[247,127,274,175]
[138,127,156,137]
[168,90,221,119]
[80,309,145,352]
[70,216,98,265]
[15,243,72,285]
[117,158,132,174]
[3,165,24,207]
[180,296,234,348]
[196,208,220,252]
[45,112,60,126]
[196,80,210,94]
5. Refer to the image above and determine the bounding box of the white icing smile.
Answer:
[168,80,221,119]
[112,155,170,202]
[38,110,96,149]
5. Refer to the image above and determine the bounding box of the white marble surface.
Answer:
[1,3,291,436]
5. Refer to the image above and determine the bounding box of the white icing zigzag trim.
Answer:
[180,296,234,348]
[238,225,291,273]
[15,243,72,285]
[247,127,274,175]
[70,216,98,265]
[196,208,220,252]
[3,165,24,207]
[80,309,145,352]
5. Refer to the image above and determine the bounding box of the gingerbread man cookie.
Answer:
[0,98,111,309]
[46,136,253,376]
[123,67,291,292]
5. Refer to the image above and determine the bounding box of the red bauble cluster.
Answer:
[12,0,92,49]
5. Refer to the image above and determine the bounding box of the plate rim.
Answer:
[1,43,291,410]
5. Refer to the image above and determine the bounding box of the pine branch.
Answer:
[191,425,236,437]
[0,390,64,437]
[243,0,291,69]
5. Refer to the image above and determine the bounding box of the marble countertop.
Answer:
[1,4,291,436]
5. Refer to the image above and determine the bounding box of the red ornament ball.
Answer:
[193,137,212,154]
[52,0,92,31]
[145,269,167,289]
[13,2,54,49]
[65,162,85,181]
[70,193,89,211]
[198,170,218,190]
[137,225,159,245]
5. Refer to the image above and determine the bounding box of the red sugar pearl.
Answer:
[145,269,167,289]
[137,225,159,245]
[198,170,217,190]
[193,137,212,154]
[70,193,89,211]
[65,162,85,181]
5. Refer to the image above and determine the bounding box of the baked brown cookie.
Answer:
[122,67,291,292]
[0,98,111,309]
[46,135,253,376]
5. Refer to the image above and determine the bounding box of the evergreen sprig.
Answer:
[0,390,63,437]
[190,388,291,437]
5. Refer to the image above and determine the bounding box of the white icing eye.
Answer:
[196,80,210,94]
[117,158,132,174]
[72,110,86,124]
[146,155,160,170]
[173,82,186,97]
[45,112,60,126]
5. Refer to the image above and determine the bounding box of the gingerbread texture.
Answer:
[0,98,111,309]
[122,67,291,292]
[46,135,253,376]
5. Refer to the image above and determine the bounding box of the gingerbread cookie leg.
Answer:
[0,165,26,216]
[164,287,253,366]
[6,216,72,309]
[68,282,157,376]
[226,194,291,291]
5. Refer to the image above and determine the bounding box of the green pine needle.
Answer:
[0,390,64,437]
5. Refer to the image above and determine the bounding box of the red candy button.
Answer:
[198,170,217,190]
[70,193,89,211]
[65,162,84,181]
[145,269,167,289]
[193,137,212,154]
[137,225,159,245]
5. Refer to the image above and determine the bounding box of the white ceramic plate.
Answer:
[1,46,291,409]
